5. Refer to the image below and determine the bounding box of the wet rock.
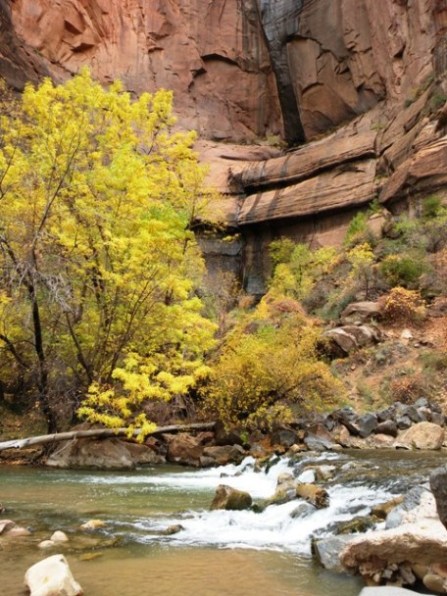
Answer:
[335,516,377,535]
[38,540,56,549]
[430,466,447,530]
[160,524,184,536]
[298,469,316,484]
[314,465,336,482]
[51,531,69,543]
[276,472,295,488]
[395,422,445,450]
[296,483,329,509]
[269,474,298,505]
[6,526,31,537]
[385,487,426,530]
[371,496,404,520]
[0,519,16,534]
[80,519,106,532]
[199,456,217,468]
[25,554,82,596]
[312,535,354,573]
[210,485,252,511]
[289,502,315,519]
[374,420,398,437]
[203,444,245,466]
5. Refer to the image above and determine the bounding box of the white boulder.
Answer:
[24,554,83,596]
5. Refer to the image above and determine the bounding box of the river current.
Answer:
[0,449,444,595]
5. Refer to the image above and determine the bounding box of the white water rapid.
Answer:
[83,453,396,555]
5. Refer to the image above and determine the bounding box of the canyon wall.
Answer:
[2,0,447,292]
[5,0,281,142]
[3,0,442,142]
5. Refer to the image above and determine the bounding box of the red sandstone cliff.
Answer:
[1,0,447,291]
[5,0,281,142]
[3,0,444,143]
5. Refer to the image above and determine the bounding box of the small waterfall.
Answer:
[96,453,398,554]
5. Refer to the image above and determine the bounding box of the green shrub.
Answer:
[344,212,369,246]
[379,254,429,287]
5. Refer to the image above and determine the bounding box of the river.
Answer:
[0,449,444,595]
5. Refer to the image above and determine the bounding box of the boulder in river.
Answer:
[395,422,445,450]
[312,535,354,573]
[296,483,329,508]
[210,484,252,511]
[25,554,82,596]
[340,489,447,587]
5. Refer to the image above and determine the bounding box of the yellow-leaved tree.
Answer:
[0,70,216,436]
[201,295,346,429]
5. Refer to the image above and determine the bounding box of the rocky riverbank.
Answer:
[19,396,443,471]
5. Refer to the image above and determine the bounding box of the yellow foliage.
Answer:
[201,294,346,429]
[0,70,216,433]
[269,241,338,301]
[382,287,426,326]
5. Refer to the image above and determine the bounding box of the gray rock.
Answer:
[431,412,445,427]
[304,434,338,451]
[386,486,425,529]
[396,415,412,430]
[353,413,378,438]
[312,535,354,573]
[289,502,315,519]
[430,466,447,530]
[271,428,297,448]
[414,397,430,409]
[377,406,395,423]
[375,420,398,437]
[404,405,423,423]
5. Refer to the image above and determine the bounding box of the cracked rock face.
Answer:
[6,0,282,142]
[2,0,443,144]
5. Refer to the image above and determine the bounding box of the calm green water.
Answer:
[0,450,443,596]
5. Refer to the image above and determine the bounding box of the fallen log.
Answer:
[0,422,216,452]
[296,483,330,508]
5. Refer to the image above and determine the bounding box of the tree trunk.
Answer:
[0,422,216,452]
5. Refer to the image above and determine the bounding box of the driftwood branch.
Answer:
[0,422,216,452]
